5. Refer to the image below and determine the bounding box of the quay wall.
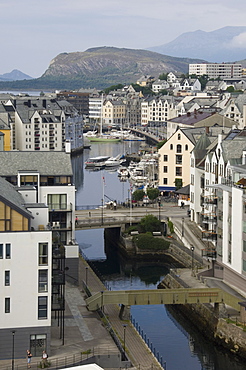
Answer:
[159,274,246,360]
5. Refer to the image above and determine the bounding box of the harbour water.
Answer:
[74,141,245,370]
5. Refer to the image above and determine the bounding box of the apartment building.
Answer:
[0,151,78,359]
[103,99,126,128]
[158,128,201,192]
[0,97,83,152]
[189,63,242,79]
[141,96,181,126]
[0,176,52,359]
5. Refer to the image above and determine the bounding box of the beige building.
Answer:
[158,128,195,192]
[103,99,126,127]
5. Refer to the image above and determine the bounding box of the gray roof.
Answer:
[0,176,32,218]
[0,151,73,176]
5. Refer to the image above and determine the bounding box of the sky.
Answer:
[1,0,246,78]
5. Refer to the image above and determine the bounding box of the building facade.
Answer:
[189,63,242,79]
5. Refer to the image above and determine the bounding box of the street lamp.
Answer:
[12,330,15,370]
[191,245,195,276]
[182,217,184,237]
[101,199,104,225]
[158,198,161,221]
[85,266,88,286]
[123,324,127,360]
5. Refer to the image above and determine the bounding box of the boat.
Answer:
[117,167,130,178]
[123,134,145,142]
[87,134,121,143]
[85,156,110,168]
[104,154,126,167]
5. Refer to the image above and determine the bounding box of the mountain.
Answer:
[148,26,246,63]
[0,69,33,81]
[0,47,205,90]
[40,47,205,88]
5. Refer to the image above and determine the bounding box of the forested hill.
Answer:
[0,47,206,90]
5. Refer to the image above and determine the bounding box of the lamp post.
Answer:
[85,266,88,286]
[12,330,15,370]
[158,198,161,221]
[182,217,184,237]
[101,199,104,225]
[123,324,127,360]
[191,245,195,276]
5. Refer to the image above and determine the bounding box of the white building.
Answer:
[189,63,242,79]
[0,176,52,359]
[141,96,181,126]
[0,151,78,359]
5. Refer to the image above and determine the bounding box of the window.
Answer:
[176,144,182,153]
[5,271,10,286]
[170,144,173,150]
[163,166,168,173]
[176,155,182,165]
[6,244,11,259]
[5,298,10,313]
[47,194,67,210]
[178,133,181,140]
[163,155,168,161]
[163,178,168,185]
[176,167,182,176]
[185,144,188,151]
[39,243,48,265]
[38,297,48,319]
[0,244,3,259]
[243,260,246,273]
[38,270,48,292]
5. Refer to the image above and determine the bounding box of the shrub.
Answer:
[138,214,161,233]
[133,233,170,251]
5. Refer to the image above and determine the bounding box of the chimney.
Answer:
[205,126,209,134]
[43,99,46,108]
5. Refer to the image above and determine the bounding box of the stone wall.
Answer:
[160,273,246,360]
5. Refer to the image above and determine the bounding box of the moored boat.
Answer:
[85,156,110,168]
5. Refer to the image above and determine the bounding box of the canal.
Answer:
[73,141,245,370]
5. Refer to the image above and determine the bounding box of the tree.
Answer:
[226,86,235,93]
[138,214,161,233]
[132,189,145,202]
[159,73,168,80]
[146,188,159,201]
[175,178,183,190]
[156,140,166,150]
[198,74,209,90]
[103,84,124,94]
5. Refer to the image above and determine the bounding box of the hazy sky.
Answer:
[1,0,246,77]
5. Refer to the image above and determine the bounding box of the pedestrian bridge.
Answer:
[85,288,241,311]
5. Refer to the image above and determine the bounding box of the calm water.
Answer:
[74,141,245,370]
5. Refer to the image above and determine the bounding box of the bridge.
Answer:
[75,204,177,230]
[85,288,241,312]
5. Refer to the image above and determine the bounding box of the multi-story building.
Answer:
[0,97,83,152]
[189,63,242,79]
[158,128,201,193]
[141,96,181,126]
[0,176,52,359]
[0,151,78,359]
[103,99,126,128]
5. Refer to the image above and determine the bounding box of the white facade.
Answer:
[0,231,52,329]
[189,63,242,79]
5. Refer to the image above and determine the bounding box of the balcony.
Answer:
[202,214,217,224]
[203,196,217,205]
